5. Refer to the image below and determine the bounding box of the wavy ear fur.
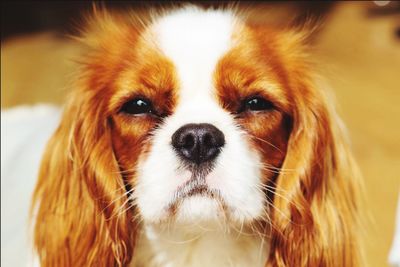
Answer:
[266,31,363,267]
[31,9,140,267]
[32,7,363,267]
[32,90,136,266]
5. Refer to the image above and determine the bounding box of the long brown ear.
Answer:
[31,9,139,267]
[31,91,136,266]
[266,31,363,267]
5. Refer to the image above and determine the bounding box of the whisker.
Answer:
[257,183,304,211]
[246,133,284,154]
[99,186,135,215]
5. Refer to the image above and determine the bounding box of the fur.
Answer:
[31,5,363,267]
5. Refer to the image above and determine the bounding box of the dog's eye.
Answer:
[243,97,274,112]
[120,98,153,115]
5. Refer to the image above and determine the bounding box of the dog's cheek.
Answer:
[242,112,290,183]
[110,116,156,182]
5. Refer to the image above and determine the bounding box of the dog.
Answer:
[30,5,363,267]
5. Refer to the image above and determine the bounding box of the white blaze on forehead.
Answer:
[135,8,265,226]
[152,7,236,101]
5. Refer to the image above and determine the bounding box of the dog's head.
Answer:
[32,6,362,267]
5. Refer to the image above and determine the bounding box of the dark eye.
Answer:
[120,98,153,115]
[243,97,274,112]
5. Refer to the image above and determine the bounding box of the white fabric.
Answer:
[1,104,61,267]
[389,195,400,267]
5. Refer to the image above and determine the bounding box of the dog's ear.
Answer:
[31,8,140,266]
[32,99,136,266]
[265,30,364,267]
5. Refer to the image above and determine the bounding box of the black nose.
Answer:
[171,123,225,164]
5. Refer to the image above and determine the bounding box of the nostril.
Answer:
[182,134,195,149]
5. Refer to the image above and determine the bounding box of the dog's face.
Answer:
[107,9,290,225]
[33,6,363,267]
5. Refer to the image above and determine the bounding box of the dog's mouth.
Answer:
[166,173,224,216]
[173,161,219,199]
[174,180,220,200]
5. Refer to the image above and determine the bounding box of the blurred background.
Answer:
[1,1,399,266]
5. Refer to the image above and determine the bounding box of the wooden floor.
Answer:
[2,2,399,266]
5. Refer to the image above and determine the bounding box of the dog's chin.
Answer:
[160,166,227,224]
[138,164,266,226]
[174,196,223,223]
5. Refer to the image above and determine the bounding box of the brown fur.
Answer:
[31,7,363,267]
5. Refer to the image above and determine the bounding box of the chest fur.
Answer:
[131,225,269,267]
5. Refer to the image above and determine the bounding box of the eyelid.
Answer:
[239,94,269,109]
[118,96,170,120]
[117,95,151,112]
[249,92,285,111]
[118,97,151,115]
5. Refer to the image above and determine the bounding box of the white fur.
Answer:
[131,224,268,267]
[2,8,271,267]
[133,7,268,267]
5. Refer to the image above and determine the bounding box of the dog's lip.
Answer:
[174,182,218,200]
[165,180,223,213]
[184,184,208,196]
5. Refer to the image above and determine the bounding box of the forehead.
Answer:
[146,8,288,106]
[150,8,236,99]
[110,8,290,114]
